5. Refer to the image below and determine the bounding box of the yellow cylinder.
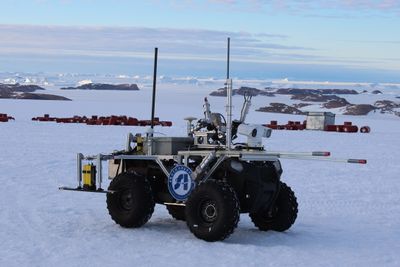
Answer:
[82,164,96,190]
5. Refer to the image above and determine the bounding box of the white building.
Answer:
[306,112,335,130]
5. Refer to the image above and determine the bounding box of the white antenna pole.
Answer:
[226,37,232,150]
[226,79,233,150]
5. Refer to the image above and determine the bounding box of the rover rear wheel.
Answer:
[250,182,298,232]
[185,180,240,242]
[106,172,155,228]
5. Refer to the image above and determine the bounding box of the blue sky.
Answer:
[0,0,399,82]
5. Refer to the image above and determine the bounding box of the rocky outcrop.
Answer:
[343,104,376,115]
[0,83,70,100]
[210,88,227,96]
[291,94,348,103]
[0,91,71,101]
[210,87,275,97]
[374,100,400,110]
[234,87,261,96]
[256,103,305,115]
[371,90,383,94]
[293,103,311,108]
[0,83,45,93]
[17,93,71,101]
[273,88,358,95]
[374,100,400,116]
[61,83,139,91]
[322,98,351,108]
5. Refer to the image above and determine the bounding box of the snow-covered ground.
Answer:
[0,83,399,266]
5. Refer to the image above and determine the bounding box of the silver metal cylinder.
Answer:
[96,154,103,190]
[147,128,154,155]
[192,151,216,180]
[204,98,212,122]
[240,98,251,123]
[77,153,83,188]
[126,133,134,152]
[184,117,197,137]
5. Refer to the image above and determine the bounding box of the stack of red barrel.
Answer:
[325,122,358,133]
[0,113,15,122]
[264,119,371,134]
[264,120,306,130]
[32,114,57,122]
[31,114,173,127]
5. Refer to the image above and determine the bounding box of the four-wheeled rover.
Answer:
[60,41,366,241]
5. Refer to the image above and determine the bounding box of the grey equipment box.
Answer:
[306,112,335,130]
[143,137,194,155]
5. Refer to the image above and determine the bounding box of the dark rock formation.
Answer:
[17,93,71,101]
[0,83,70,100]
[322,98,351,109]
[209,87,275,97]
[61,83,140,91]
[291,94,348,103]
[210,88,227,96]
[374,100,400,110]
[211,87,358,98]
[259,91,276,97]
[374,100,400,116]
[0,83,45,93]
[293,103,311,108]
[371,90,383,94]
[343,104,376,115]
[234,87,261,96]
[274,88,358,95]
[256,103,305,115]
[0,91,71,101]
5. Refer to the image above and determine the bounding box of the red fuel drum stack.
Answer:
[264,120,306,130]
[265,119,370,134]
[325,121,368,133]
[31,114,172,127]
[335,122,358,133]
[32,114,57,122]
[0,113,15,122]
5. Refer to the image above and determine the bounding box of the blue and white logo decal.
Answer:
[168,165,195,201]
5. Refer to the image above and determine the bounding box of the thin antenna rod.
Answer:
[226,37,232,150]
[226,37,230,79]
[150,47,158,130]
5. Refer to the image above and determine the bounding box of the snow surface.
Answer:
[0,83,399,267]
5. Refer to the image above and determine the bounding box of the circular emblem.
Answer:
[168,165,195,201]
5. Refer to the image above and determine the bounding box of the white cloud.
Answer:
[0,24,398,78]
[207,0,400,15]
[0,24,312,62]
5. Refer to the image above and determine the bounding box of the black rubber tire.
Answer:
[166,205,186,221]
[106,172,155,228]
[185,180,240,242]
[249,182,298,232]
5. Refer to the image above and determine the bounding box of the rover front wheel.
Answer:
[106,172,155,228]
[249,182,298,232]
[185,180,240,242]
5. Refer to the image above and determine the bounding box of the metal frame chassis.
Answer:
[62,148,365,194]
[72,149,280,191]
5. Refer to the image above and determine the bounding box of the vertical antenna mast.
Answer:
[150,47,158,131]
[147,47,158,155]
[226,37,233,150]
[227,37,230,79]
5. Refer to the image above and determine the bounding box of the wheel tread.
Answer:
[106,173,155,228]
